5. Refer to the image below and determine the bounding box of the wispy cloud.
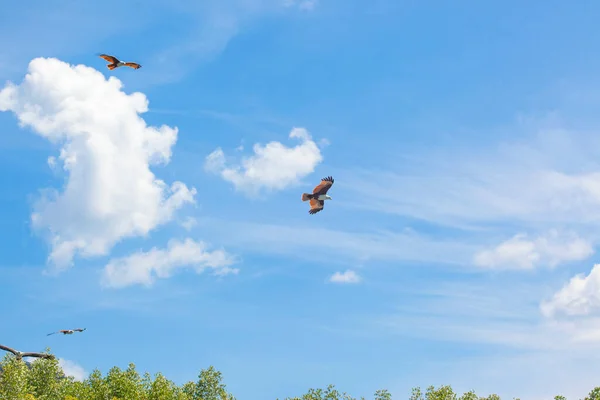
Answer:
[180,216,198,231]
[401,351,600,400]
[132,0,321,84]
[0,1,157,77]
[283,0,319,11]
[0,0,319,84]
[0,57,195,270]
[341,122,600,230]
[311,270,600,400]
[473,230,593,270]
[205,127,325,197]
[147,107,293,132]
[329,270,361,284]
[373,283,596,352]
[101,238,238,288]
[202,218,478,266]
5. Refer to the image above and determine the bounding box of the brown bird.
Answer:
[0,344,55,361]
[98,54,141,70]
[301,176,334,215]
[47,328,86,336]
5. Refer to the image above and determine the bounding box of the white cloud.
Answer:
[101,238,238,288]
[473,230,593,270]
[58,358,87,381]
[205,127,324,196]
[181,216,198,231]
[541,264,600,318]
[0,57,196,270]
[329,270,361,284]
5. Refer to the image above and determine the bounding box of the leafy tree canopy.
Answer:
[0,351,594,400]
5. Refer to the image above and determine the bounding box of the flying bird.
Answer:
[301,176,334,214]
[98,54,141,70]
[47,328,86,336]
[0,344,55,361]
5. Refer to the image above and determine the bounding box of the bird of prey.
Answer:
[98,54,142,70]
[47,328,86,336]
[301,176,334,214]
[0,344,55,361]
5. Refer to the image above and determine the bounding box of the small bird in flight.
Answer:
[47,328,86,336]
[301,176,334,214]
[98,54,142,70]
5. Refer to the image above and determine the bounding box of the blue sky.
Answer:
[3,0,600,399]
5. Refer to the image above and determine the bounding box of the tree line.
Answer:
[0,351,598,400]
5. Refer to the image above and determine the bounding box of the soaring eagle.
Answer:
[0,344,55,361]
[98,54,142,70]
[47,328,86,336]
[301,176,334,214]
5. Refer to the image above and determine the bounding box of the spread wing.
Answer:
[48,329,70,336]
[99,54,119,64]
[308,198,325,214]
[74,328,86,332]
[124,62,141,69]
[312,176,334,196]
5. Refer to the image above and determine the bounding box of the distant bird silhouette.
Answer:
[98,54,141,70]
[47,328,86,336]
[0,344,55,361]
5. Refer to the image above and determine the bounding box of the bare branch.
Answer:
[0,344,55,360]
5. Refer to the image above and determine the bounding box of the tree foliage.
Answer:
[0,351,598,400]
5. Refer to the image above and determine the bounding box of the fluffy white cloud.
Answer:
[205,127,323,196]
[58,358,87,381]
[0,57,196,269]
[329,270,361,284]
[541,264,600,318]
[473,231,593,270]
[101,238,238,288]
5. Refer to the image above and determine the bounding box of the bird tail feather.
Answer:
[301,193,313,201]
[107,64,117,70]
